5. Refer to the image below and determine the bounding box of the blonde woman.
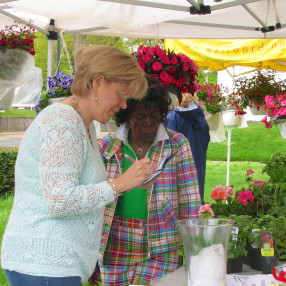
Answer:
[165,93,210,201]
[1,45,156,286]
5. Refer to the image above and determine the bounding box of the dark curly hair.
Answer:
[115,75,173,126]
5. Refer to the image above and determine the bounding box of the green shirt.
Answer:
[115,142,152,220]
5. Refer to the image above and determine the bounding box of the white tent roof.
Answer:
[1,0,286,39]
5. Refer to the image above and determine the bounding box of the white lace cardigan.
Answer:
[1,104,115,284]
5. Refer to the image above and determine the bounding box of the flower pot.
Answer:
[247,247,261,271]
[204,112,227,143]
[250,106,266,115]
[279,122,286,139]
[259,255,280,274]
[227,256,244,274]
[221,110,243,128]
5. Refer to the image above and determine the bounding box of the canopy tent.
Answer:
[1,0,286,39]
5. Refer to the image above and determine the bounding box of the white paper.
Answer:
[226,274,280,286]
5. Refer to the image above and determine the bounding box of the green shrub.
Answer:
[0,147,18,197]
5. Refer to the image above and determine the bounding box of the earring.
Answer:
[94,94,98,101]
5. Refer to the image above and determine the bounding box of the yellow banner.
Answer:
[164,39,286,72]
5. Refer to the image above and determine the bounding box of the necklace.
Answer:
[131,135,147,155]
[71,95,93,145]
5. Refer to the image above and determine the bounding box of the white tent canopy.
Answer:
[1,0,286,39]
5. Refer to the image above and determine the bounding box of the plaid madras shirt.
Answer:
[97,124,201,265]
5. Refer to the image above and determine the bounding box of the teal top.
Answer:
[115,143,152,220]
[1,104,115,284]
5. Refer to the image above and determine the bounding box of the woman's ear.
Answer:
[92,75,104,90]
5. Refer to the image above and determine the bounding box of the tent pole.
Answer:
[47,40,54,81]
[226,128,232,186]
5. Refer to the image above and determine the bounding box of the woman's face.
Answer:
[95,80,129,123]
[128,101,161,144]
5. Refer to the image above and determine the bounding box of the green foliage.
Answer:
[262,153,286,183]
[0,147,18,197]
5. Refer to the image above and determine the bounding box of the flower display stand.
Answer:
[279,122,286,139]
[221,110,248,185]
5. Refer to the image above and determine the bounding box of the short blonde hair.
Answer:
[71,45,147,99]
[178,93,200,108]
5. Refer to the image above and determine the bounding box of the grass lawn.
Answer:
[0,109,37,117]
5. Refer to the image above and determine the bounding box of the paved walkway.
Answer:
[0,132,25,147]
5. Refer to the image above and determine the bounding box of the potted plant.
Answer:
[262,94,286,139]
[232,64,286,114]
[34,71,74,114]
[226,214,250,273]
[133,45,199,103]
[0,21,36,80]
[196,83,228,115]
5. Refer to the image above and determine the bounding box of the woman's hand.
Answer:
[113,158,157,194]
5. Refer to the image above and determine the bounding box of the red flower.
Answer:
[152,61,163,72]
[142,55,151,63]
[138,61,145,70]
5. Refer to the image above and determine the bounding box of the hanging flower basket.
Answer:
[222,110,244,128]
[279,122,286,139]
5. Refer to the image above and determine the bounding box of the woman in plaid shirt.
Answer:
[94,76,201,286]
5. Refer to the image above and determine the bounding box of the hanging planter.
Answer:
[279,122,286,139]
[222,110,244,128]
[204,110,226,143]
[250,106,267,116]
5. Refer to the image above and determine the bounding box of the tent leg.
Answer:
[47,39,54,84]
[226,128,232,186]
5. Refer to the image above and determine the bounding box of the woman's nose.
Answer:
[120,98,127,109]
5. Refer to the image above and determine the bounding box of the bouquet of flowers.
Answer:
[34,71,74,114]
[0,21,36,80]
[134,45,199,103]
[262,94,286,128]
[196,83,228,114]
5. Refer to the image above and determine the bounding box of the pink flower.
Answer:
[198,204,215,217]
[152,61,163,72]
[183,63,189,71]
[137,61,145,70]
[211,185,227,200]
[253,181,266,187]
[170,56,178,65]
[225,186,235,198]
[236,190,255,205]
[142,55,151,63]
[246,169,254,175]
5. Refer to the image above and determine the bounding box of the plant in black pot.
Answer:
[226,215,250,274]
